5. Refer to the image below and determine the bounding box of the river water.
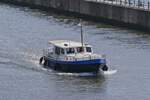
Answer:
[0,3,150,100]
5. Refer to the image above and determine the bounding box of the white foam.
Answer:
[54,69,117,77]
[101,70,117,75]
[57,72,96,77]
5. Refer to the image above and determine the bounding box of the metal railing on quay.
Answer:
[86,0,150,11]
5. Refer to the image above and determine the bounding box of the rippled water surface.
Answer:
[0,3,150,100]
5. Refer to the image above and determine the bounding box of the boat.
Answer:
[39,40,108,73]
[39,20,108,73]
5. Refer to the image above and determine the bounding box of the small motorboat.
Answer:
[39,40,108,73]
[39,20,108,74]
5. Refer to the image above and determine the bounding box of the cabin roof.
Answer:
[49,40,91,48]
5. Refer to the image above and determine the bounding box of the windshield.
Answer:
[86,47,92,53]
[55,46,65,55]
[66,48,75,54]
[76,47,84,53]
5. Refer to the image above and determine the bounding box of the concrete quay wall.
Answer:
[1,0,150,31]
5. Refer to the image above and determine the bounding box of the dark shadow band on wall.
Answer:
[0,0,150,32]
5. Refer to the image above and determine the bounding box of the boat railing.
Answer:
[43,49,53,57]
[65,54,106,61]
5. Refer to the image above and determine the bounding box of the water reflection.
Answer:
[51,74,106,94]
[90,28,150,50]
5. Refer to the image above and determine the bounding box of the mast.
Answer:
[80,19,84,48]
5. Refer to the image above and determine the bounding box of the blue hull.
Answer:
[43,57,106,73]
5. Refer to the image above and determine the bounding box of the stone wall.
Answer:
[1,0,150,31]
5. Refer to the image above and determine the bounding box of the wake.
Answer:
[101,69,117,75]
[57,69,117,77]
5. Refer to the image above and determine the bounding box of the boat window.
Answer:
[48,46,53,53]
[60,48,65,54]
[55,47,61,55]
[66,48,75,54]
[76,47,84,53]
[86,47,92,53]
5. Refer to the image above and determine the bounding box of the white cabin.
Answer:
[43,40,105,61]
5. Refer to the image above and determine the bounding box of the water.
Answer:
[0,3,150,100]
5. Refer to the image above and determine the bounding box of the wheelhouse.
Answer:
[48,40,93,56]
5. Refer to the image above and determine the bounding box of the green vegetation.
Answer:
[54,15,75,20]
[96,23,114,28]
[55,15,67,19]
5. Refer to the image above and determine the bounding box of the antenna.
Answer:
[79,19,84,48]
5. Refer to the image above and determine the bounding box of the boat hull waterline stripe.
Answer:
[46,58,106,65]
